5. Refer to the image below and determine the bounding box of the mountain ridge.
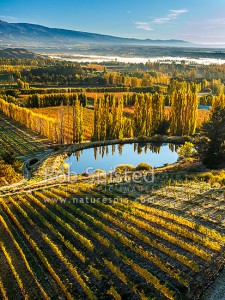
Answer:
[0,20,190,48]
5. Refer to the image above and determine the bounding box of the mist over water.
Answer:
[49,54,225,65]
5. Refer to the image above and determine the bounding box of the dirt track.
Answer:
[201,268,225,300]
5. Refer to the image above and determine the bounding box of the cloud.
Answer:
[0,15,18,21]
[135,22,154,31]
[207,18,225,25]
[179,33,193,36]
[153,17,170,24]
[170,9,189,16]
[153,9,189,24]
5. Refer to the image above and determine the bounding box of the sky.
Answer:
[1,0,225,45]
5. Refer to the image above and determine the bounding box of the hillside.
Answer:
[0,47,44,59]
[0,20,189,48]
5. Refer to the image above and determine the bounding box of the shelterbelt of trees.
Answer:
[2,76,225,108]
[0,90,200,144]
[0,98,83,144]
[1,76,225,142]
[26,93,88,108]
[2,58,225,89]
[92,90,201,139]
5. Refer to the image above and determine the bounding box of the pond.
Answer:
[64,143,179,174]
[198,105,211,110]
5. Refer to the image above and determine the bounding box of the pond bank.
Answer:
[32,136,186,180]
[66,135,189,154]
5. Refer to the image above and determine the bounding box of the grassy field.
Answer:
[0,170,224,299]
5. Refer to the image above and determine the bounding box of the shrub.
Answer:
[178,142,197,158]
[94,169,105,174]
[151,135,164,142]
[195,170,225,184]
[155,119,170,135]
[0,162,22,185]
[115,164,135,172]
[135,163,152,171]
[1,152,16,164]
[12,160,23,173]
[195,172,213,182]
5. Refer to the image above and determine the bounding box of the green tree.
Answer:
[200,106,225,168]
[170,91,198,136]
[178,142,196,158]
[72,96,84,143]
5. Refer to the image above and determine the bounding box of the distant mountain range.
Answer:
[0,20,189,48]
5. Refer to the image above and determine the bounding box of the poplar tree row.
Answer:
[93,92,165,140]
[170,91,198,136]
[168,80,201,95]
[103,73,169,88]
[93,91,199,139]
[27,93,87,108]
[0,89,202,145]
[0,98,83,144]
[212,94,225,108]
[133,93,164,137]
[93,96,132,140]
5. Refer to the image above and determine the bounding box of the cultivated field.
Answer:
[0,111,52,159]
[0,176,224,300]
